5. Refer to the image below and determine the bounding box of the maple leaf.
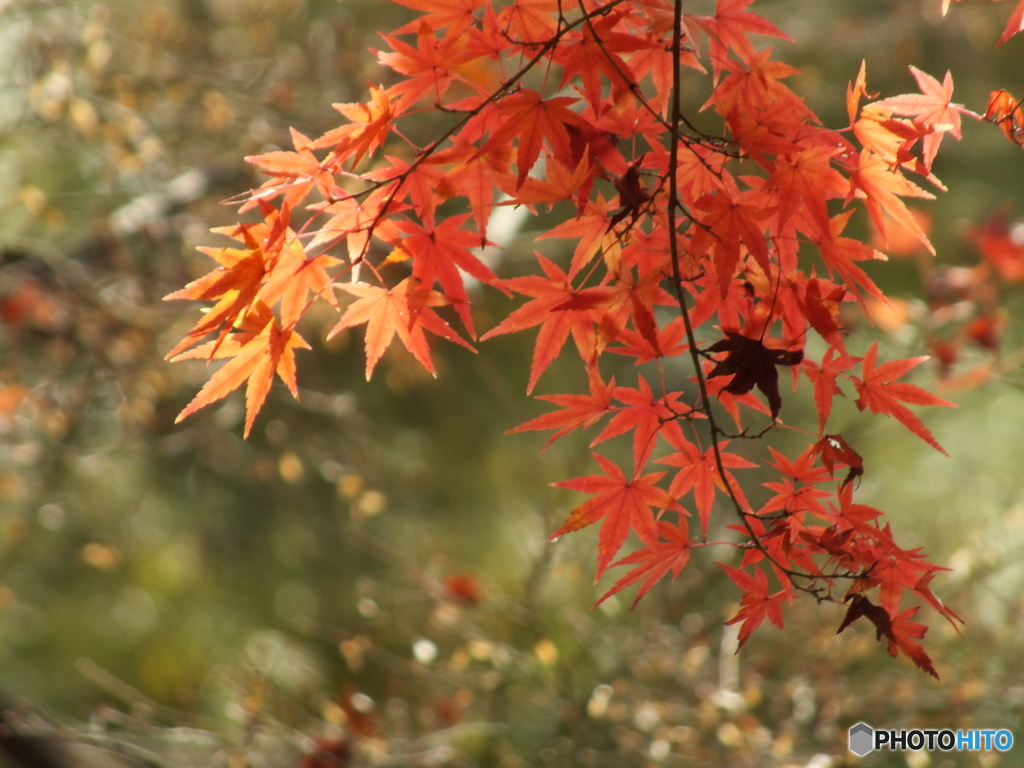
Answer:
[591,376,687,471]
[376,22,475,111]
[597,518,691,608]
[555,10,640,110]
[552,453,679,580]
[688,0,793,83]
[984,89,1024,148]
[389,0,487,35]
[164,223,269,359]
[689,190,772,296]
[259,233,341,329]
[245,128,337,210]
[802,277,847,348]
[173,303,310,438]
[852,342,956,454]
[869,66,964,170]
[848,150,936,254]
[506,152,595,215]
[846,60,878,127]
[707,331,803,420]
[540,196,619,278]
[329,278,476,379]
[758,445,832,519]
[704,47,804,116]
[837,594,938,678]
[658,433,756,537]
[397,214,504,336]
[998,0,1024,46]
[812,434,863,489]
[312,86,395,166]
[766,146,850,241]
[801,347,858,434]
[482,89,582,187]
[721,563,791,647]
[432,136,513,240]
[495,0,559,44]
[482,253,603,392]
[508,365,615,448]
[818,211,886,303]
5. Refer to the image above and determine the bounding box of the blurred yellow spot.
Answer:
[202,90,234,132]
[336,473,363,499]
[339,635,371,671]
[534,638,558,667]
[81,542,121,571]
[278,451,304,483]
[356,490,386,518]
[716,722,742,748]
[69,97,99,137]
[19,185,47,215]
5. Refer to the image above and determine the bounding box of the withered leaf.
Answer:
[707,331,803,419]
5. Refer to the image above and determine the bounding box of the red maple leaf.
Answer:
[721,563,791,647]
[688,0,793,82]
[597,518,692,608]
[998,0,1024,46]
[658,432,756,537]
[397,214,503,336]
[508,365,614,448]
[552,453,679,579]
[812,434,864,489]
[852,342,955,454]
[837,594,938,678]
[482,253,604,392]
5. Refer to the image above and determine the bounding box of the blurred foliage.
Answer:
[1,0,1024,766]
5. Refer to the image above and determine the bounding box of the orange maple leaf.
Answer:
[173,303,310,437]
[869,66,964,170]
[164,224,268,359]
[848,150,935,254]
[483,89,582,187]
[312,86,396,167]
[329,278,476,379]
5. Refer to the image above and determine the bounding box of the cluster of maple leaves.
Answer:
[167,0,1024,676]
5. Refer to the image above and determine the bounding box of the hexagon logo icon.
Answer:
[849,722,874,756]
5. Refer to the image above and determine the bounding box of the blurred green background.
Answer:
[2,1,1024,766]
